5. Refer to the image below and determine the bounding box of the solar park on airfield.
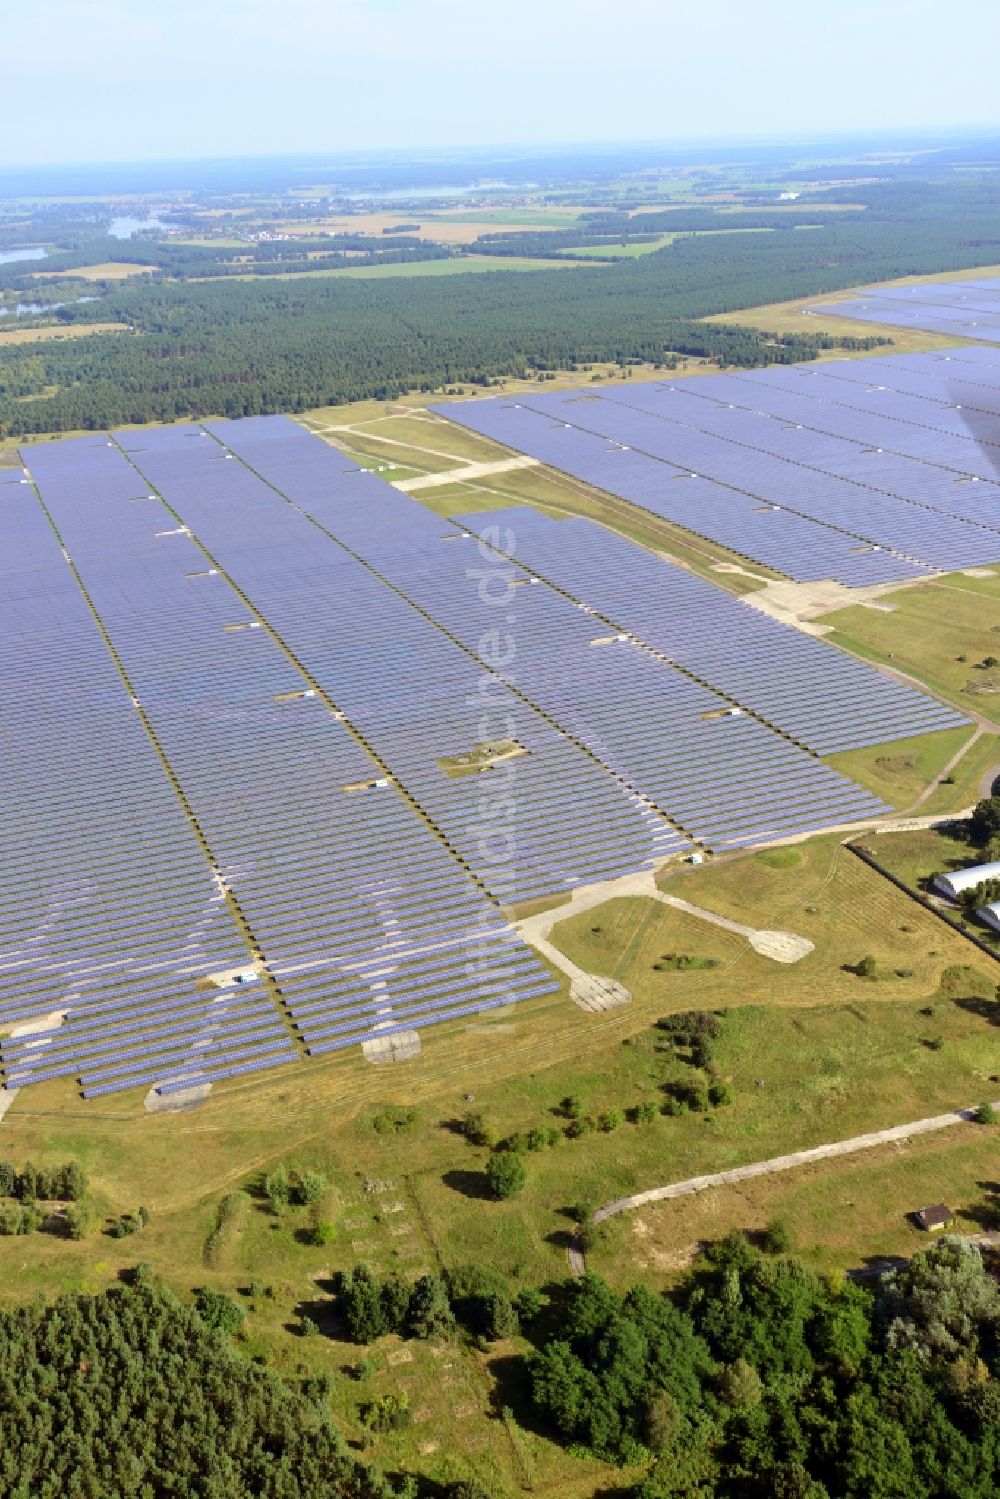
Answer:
[1,347,985,1103]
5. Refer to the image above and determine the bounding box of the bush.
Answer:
[598,1109,625,1133]
[974,1101,997,1125]
[0,1161,13,1197]
[634,1100,660,1123]
[760,1217,794,1255]
[293,1170,326,1207]
[263,1165,290,1212]
[487,1150,527,1200]
[708,1080,733,1108]
[578,1220,599,1254]
[405,1274,454,1339]
[525,1127,549,1152]
[64,1200,92,1240]
[565,1116,596,1139]
[561,1094,584,1119]
[0,1202,38,1236]
[361,1392,410,1432]
[307,1219,336,1246]
[461,1110,494,1147]
[371,1105,418,1135]
[855,955,878,979]
[194,1288,245,1337]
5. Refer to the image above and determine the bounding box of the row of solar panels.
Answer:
[0,461,286,1098]
[5,437,561,1096]
[439,343,1000,585]
[828,282,1000,344]
[3,382,973,1097]
[194,417,899,849]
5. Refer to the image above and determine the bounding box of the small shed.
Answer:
[914,1203,953,1232]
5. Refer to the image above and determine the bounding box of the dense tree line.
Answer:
[329,1229,1000,1496]
[0,1279,408,1499]
[532,1235,1000,1496]
[2,176,1000,437]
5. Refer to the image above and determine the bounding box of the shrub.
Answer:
[855,955,878,979]
[561,1094,584,1119]
[708,1080,733,1108]
[487,1150,527,1200]
[525,1127,549,1152]
[974,1101,997,1125]
[372,1105,418,1135]
[64,1201,92,1240]
[760,1217,794,1254]
[194,1288,245,1336]
[405,1274,454,1339]
[263,1165,290,1212]
[307,1219,336,1246]
[598,1109,625,1133]
[634,1099,660,1124]
[293,1170,326,1207]
[361,1392,411,1432]
[461,1110,494,1146]
[0,1203,17,1236]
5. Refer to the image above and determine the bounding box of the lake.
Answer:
[0,246,48,265]
[0,295,99,318]
[109,216,167,239]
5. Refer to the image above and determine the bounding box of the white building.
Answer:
[933,860,1000,901]
[977,900,1000,932]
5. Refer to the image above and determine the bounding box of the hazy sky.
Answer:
[5,0,1000,166]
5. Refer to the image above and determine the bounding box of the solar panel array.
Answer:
[452,506,965,758]
[826,280,1000,344]
[119,422,675,904]
[4,379,976,1097]
[200,420,895,849]
[439,348,1000,583]
[7,438,559,1092]
[0,455,291,1100]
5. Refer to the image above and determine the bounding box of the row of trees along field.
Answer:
[1,177,999,435]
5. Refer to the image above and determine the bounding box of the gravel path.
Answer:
[594,1099,1000,1224]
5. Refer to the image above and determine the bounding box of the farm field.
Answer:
[213,254,598,282]
[37,261,157,280]
[0,320,129,346]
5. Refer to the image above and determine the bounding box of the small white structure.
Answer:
[977,900,1000,932]
[934,860,1000,900]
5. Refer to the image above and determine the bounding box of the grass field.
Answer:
[820,570,1000,716]
[211,255,599,284]
[37,262,157,281]
[591,1122,1000,1287]
[824,724,982,811]
[858,824,1000,958]
[702,293,970,356]
[0,320,129,347]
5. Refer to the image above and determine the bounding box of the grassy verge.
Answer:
[824,725,980,810]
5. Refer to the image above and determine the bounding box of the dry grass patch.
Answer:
[0,320,130,347]
[38,262,157,281]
